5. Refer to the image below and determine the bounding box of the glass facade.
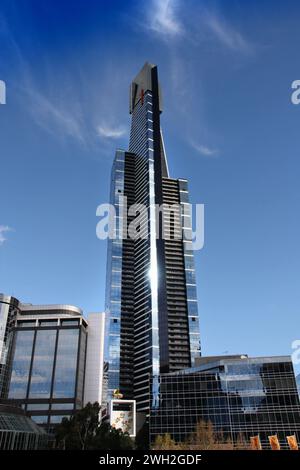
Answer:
[7,312,87,430]
[53,329,79,398]
[9,330,34,398]
[104,63,201,413]
[0,405,47,450]
[0,296,20,399]
[104,150,125,401]
[150,356,300,449]
[29,330,56,398]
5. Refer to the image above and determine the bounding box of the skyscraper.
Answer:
[104,63,201,413]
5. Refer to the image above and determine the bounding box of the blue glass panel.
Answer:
[52,329,79,398]
[8,330,34,399]
[29,329,56,398]
[186,285,197,300]
[185,270,196,284]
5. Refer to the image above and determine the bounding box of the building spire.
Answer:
[129,62,163,114]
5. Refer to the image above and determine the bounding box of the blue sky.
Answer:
[0,0,300,374]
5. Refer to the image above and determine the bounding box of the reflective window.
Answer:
[17,321,36,328]
[76,330,86,403]
[39,320,57,327]
[185,270,196,284]
[184,255,195,270]
[52,329,79,398]
[186,285,197,300]
[111,271,121,285]
[183,241,193,253]
[179,191,189,203]
[60,320,79,326]
[182,215,191,229]
[110,318,120,334]
[27,404,49,411]
[179,180,188,191]
[108,335,120,368]
[49,415,70,424]
[110,285,121,301]
[187,300,198,315]
[0,303,9,360]
[29,330,56,398]
[8,330,34,398]
[110,302,121,316]
[51,403,74,410]
[30,415,48,424]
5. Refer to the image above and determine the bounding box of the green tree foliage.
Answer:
[55,402,133,450]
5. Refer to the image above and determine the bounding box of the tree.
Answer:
[234,432,251,450]
[56,402,100,450]
[91,422,133,450]
[150,421,250,451]
[152,433,181,450]
[186,420,234,450]
[55,402,133,450]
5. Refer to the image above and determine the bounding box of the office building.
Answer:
[150,355,300,449]
[6,302,87,431]
[104,62,201,413]
[1,295,105,432]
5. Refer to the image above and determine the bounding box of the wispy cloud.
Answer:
[26,87,86,143]
[97,124,127,139]
[191,141,218,157]
[0,16,88,145]
[0,15,129,151]
[0,225,13,245]
[136,1,254,160]
[204,13,253,54]
[146,0,183,38]
[141,1,253,54]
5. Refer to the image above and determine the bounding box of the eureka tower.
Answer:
[104,63,201,413]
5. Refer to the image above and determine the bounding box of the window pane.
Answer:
[76,330,86,403]
[39,320,57,327]
[52,329,79,398]
[27,404,49,411]
[8,330,34,399]
[31,415,48,424]
[49,415,70,424]
[29,330,56,398]
[60,320,79,326]
[17,321,36,328]
[51,403,74,410]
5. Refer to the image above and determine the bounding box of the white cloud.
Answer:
[0,20,88,146]
[25,87,86,144]
[204,13,253,54]
[191,141,218,157]
[141,1,253,54]
[0,225,13,245]
[97,124,127,139]
[147,0,183,38]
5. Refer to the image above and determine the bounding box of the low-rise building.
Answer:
[0,294,105,435]
[150,355,300,449]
